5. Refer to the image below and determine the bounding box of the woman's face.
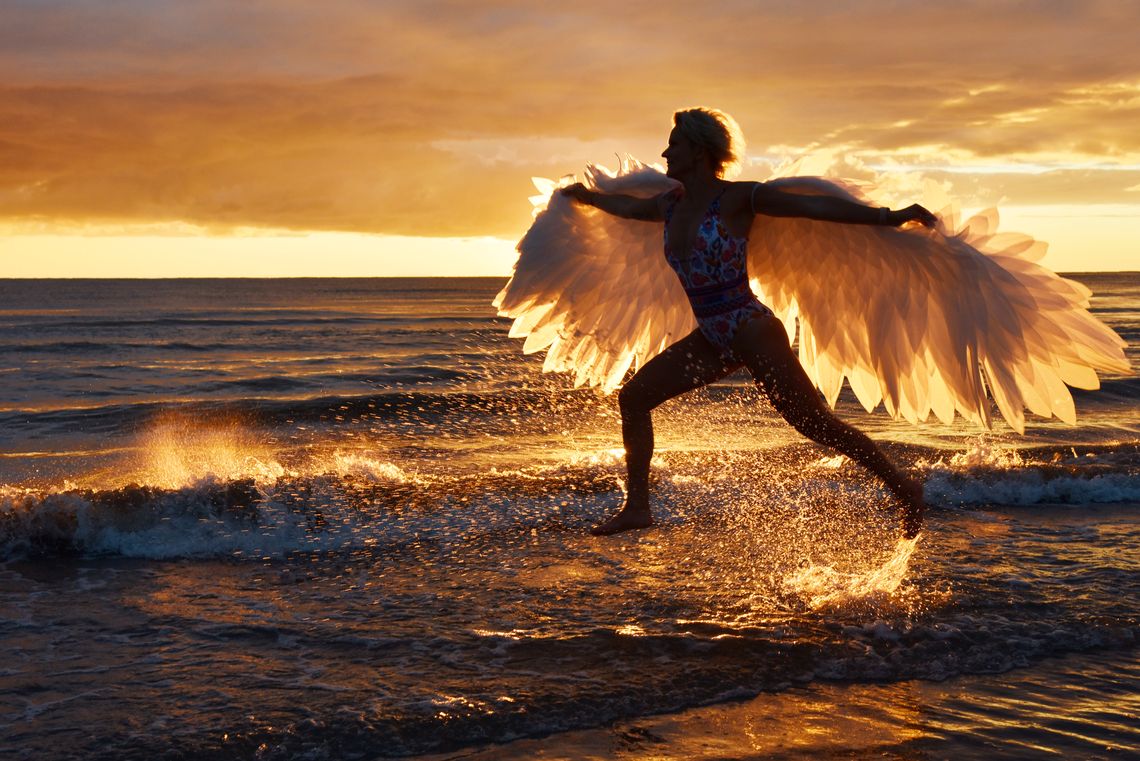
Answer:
[662,127,700,178]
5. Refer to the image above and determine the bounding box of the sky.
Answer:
[1,0,1138,276]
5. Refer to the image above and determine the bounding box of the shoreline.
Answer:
[412,648,1138,760]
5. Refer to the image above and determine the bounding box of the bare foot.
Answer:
[590,506,653,536]
[900,479,926,539]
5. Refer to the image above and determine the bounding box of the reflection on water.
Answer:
[472,651,1140,760]
[1,276,1137,758]
[2,461,1136,758]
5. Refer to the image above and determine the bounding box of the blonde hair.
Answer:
[673,107,746,179]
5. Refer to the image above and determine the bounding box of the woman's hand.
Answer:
[560,183,594,204]
[890,204,937,228]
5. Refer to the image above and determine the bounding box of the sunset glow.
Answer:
[2,1,1137,276]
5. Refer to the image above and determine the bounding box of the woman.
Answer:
[559,108,931,537]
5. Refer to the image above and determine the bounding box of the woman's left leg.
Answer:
[731,313,925,537]
[591,329,741,535]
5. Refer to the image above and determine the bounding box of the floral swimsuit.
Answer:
[664,189,773,357]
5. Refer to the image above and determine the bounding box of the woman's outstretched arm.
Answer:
[751,182,936,228]
[561,183,667,222]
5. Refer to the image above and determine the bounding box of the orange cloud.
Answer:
[1,1,1138,238]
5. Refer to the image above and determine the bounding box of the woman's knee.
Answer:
[618,383,652,416]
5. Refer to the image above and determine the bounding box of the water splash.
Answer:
[782,535,920,612]
[321,451,411,482]
[123,414,418,491]
[918,435,1025,472]
[134,415,286,489]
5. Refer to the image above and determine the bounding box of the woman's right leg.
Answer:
[731,314,925,538]
[591,329,741,535]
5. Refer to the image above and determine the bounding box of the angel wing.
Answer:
[493,157,693,392]
[496,160,1130,432]
[749,176,1129,433]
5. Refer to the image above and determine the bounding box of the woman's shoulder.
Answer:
[721,180,762,213]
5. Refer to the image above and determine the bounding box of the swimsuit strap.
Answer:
[708,186,729,213]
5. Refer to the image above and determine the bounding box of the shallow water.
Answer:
[1,276,1137,758]
[468,650,1140,760]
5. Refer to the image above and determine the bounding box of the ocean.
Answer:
[1,275,1137,759]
